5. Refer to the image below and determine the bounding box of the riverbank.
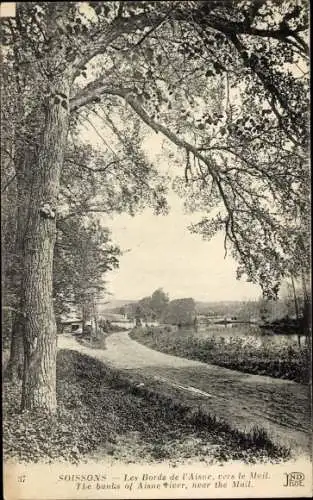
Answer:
[3,349,290,465]
[260,320,310,335]
[130,327,310,383]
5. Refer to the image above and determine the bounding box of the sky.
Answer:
[94,132,261,303]
[104,198,261,302]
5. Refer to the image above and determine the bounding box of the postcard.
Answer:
[2,1,311,499]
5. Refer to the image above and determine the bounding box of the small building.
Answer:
[144,320,159,327]
[59,315,92,335]
[101,313,135,329]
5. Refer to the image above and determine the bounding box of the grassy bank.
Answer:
[130,327,310,383]
[3,350,289,464]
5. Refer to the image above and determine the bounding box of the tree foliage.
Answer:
[128,288,169,322]
[54,216,120,320]
[163,298,196,326]
[2,1,309,298]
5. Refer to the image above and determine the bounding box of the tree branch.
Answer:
[133,3,179,48]
[117,1,124,19]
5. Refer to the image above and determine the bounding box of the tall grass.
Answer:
[131,327,310,383]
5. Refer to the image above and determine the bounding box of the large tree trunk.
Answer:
[20,83,70,413]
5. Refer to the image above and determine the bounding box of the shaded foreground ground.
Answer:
[58,332,311,457]
[4,350,288,464]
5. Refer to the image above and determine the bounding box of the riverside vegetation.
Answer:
[130,327,310,384]
[3,350,289,464]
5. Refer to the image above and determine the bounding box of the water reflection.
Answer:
[177,323,306,348]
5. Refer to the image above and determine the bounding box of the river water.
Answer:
[177,323,306,348]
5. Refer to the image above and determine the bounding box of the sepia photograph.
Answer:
[1,1,311,498]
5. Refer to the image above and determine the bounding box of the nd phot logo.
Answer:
[283,472,305,487]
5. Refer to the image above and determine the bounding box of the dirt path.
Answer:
[58,332,311,456]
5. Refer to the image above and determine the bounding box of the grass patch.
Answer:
[75,334,108,350]
[3,350,289,464]
[131,327,310,383]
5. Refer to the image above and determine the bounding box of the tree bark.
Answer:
[20,82,70,413]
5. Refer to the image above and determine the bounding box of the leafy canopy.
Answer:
[1,1,309,297]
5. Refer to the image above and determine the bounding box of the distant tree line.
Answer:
[115,288,196,327]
